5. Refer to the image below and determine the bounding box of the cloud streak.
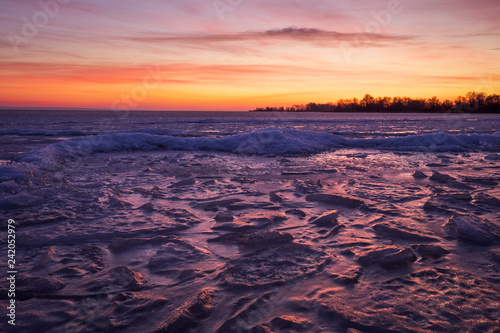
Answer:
[124,27,415,48]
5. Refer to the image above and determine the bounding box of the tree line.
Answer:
[253,92,500,113]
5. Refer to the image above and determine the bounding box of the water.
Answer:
[2,110,499,138]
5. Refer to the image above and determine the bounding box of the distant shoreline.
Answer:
[1,108,499,114]
[251,92,500,114]
[249,110,500,114]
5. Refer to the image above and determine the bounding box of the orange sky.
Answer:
[1,0,499,110]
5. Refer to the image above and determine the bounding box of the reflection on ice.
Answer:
[1,113,500,332]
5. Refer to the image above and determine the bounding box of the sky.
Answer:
[0,0,499,111]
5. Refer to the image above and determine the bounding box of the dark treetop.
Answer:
[252,92,500,113]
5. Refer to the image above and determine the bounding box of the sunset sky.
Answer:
[1,0,499,111]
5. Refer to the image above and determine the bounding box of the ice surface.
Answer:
[17,128,500,171]
[1,111,500,332]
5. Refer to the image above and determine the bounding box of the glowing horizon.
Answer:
[1,0,499,111]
